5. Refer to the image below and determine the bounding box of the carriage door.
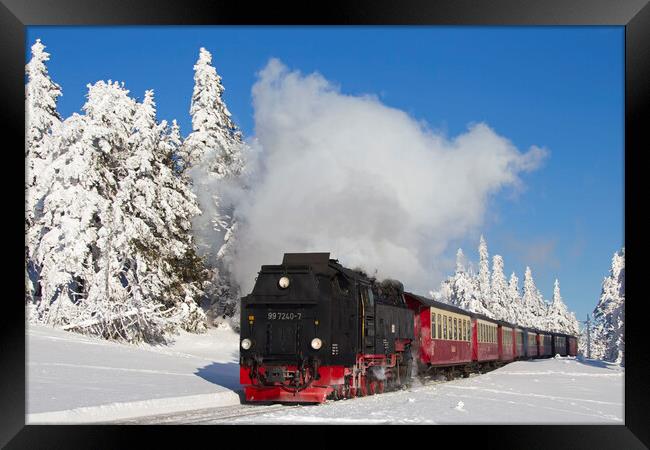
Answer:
[358,285,375,352]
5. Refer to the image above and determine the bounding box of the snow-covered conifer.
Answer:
[545,279,574,333]
[477,235,491,306]
[32,81,136,327]
[490,255,510,321]
[455,248,466,273]
[25,39,62,302]
[436,248,485,316]
[163,119,186,175]
[183,47,248,324]
[590,248,625,364]
[507,272,522,324]
[183,47,244,175]
[521,266,546,328]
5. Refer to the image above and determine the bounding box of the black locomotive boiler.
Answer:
[239,253,414,403]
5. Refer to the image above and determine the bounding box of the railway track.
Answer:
[113,401,305,425]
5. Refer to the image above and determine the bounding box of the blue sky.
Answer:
[26,26,624,321]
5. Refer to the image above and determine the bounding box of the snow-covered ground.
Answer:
[27,324,624,424]
[27,324,241,423]
[219,357,623,425]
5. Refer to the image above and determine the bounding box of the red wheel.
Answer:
[368,380,376,395]
[377,381,385,394]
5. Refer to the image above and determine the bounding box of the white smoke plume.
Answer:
[230,59,547,295]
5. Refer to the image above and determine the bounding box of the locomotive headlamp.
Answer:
[241,338,252,350]
[311,338,323,350]
[278,276,290,289]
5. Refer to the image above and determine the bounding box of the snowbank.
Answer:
[27,324,242,423]
[28,391,241,424]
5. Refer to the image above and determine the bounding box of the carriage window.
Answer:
[449,317,453,339]
[431,313,436,339]
[438,314,442,339]
[453,318,457,340]
[367,289,375,306]
[461,320,465,341]
[443,315,447,339]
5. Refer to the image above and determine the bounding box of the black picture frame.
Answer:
[3,0,646,447]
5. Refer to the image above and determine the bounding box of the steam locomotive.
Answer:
[239,253,578,403]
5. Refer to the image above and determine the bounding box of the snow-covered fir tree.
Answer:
[521,266,546,328]
[110,89,209,336]
[183,47,244,175]
[567,311,580,336]
[545,279,574,334]
[164,119,185,175]
[507,272,522,325]
[490,255,511,322]
[433,238,580,333]
[477,235,492,312]
[438,248,490,317]
[32,81,136,327]
[183,47,247,326]
[589,248,625,364]
[30,80,209,343]
[25,39,62,303]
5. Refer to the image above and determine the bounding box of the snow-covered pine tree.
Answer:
[32,81,136,327]
[590,248,625,364]
[507,272,522,325]
[25,39,62,304]
[164,119,186,175]
[477,235,492,314]
[105,89,209,339]
[432,248,480,311]
[183,47,244,175]
[545,279,574,334]
[490,255,510,322]
[30,77,211,343]
[521,266,546,328]
[446,248,491,316]
[183,47,247,326]
[568,311,580,336]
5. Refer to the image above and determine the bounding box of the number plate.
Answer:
[267,312,303,320]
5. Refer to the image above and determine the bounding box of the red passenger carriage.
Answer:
[404,293,472,372]
[473,317,499,362]
[498,325,515,362]
[514,328,525,359]
[538,332,552,357]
